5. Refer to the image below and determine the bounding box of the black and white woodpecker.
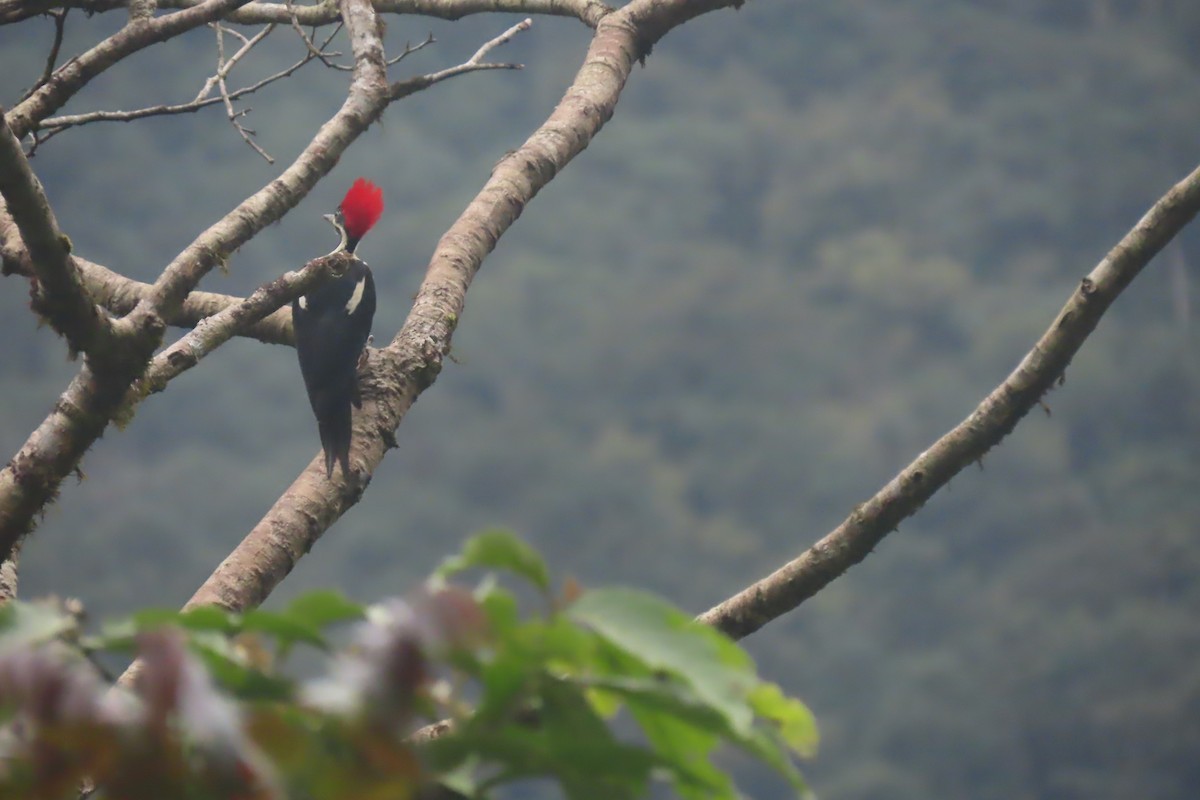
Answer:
[293,178,382,478]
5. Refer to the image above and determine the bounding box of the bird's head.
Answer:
[326,177,384,253]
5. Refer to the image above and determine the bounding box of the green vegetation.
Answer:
[1,1,1198,797]
[0,533,815,799]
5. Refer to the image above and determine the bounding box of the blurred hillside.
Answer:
[2,1,1199,797]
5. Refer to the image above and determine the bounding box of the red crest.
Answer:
[340,178,384,240]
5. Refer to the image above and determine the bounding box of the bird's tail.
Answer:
[317,398,353,478]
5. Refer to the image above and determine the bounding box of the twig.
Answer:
[288,0,351,70]
[6,0,257,139]
[212,21,276,161]
[386,19,531,101]
[194,21,274,102]
[36,35,333,133]
[219,19,250,44]
[17,10,69,105]
[386,32,435,66]
[467,17,530,64]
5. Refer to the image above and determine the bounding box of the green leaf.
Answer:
[625,695,735,800]
[133,605,240,634]
[581,674,730,734]
[568,588,756,734]
[736,725,810,795]
[0,602,77,652]
[434,529,550,592]
[190,635,292,701]
[285,590,365,629]
[475,650,533,723]
[241,610,327,650]
[449,678,659,800]
[749,681,819,758]
[477,584,521,636]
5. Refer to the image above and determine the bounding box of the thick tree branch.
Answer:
[0,543,17,605]
[0,143,113,358]
[697,162,1200,640]
[1,0,611,27]
[1,227,294,344]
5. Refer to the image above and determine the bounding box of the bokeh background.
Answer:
[3,1,1200,797]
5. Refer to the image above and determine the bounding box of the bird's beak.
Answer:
[322,213,337,228]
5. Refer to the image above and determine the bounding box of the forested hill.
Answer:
[2,1,1198,797]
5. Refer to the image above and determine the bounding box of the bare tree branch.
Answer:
[211,21,278,161]
[286,0,352,70]
[467,16,531,63]
[0,543,18,605]
[697,162,1200,640]
[1,228,295,344]
[7,0,257,138]
[129,251,356,403]
[36,30,335,135]
[387,32,435,67]
[0,113,115,357]
[200,20,275,100]
[0,0,612,28]
[16,9,69,104]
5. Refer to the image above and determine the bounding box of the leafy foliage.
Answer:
[0,533,815,799]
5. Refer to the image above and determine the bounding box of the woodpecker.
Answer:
[293,178,382,478]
